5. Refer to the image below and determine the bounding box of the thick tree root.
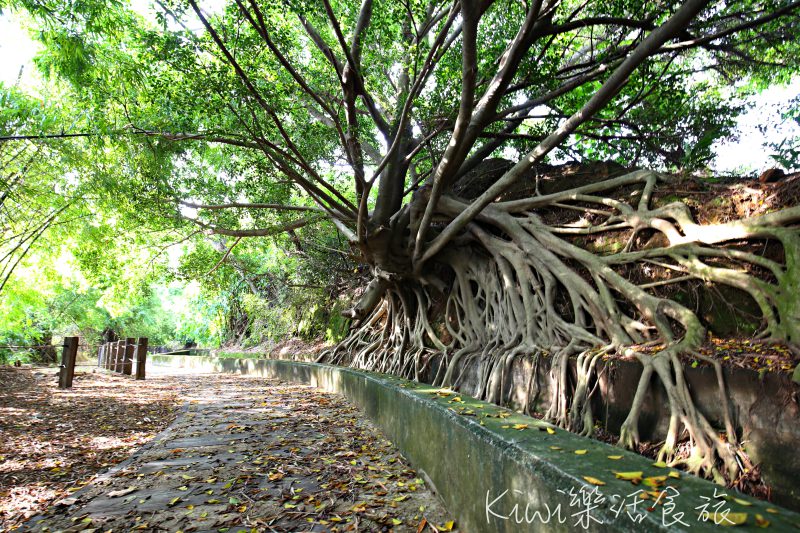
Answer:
[322,170,800,483]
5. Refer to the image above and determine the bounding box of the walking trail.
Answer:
[25,371,454,532]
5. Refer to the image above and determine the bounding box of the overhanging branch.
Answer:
[189,214,325,237]
[178,200,321,213]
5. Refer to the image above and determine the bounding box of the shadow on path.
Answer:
[24,372,454,532]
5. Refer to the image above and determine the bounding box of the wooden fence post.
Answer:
[97,343,103,368]
[58,337,79,389]
[123,337,135,375]
[106,342,113,370]
[135,337,148,380]
[115,340,123,373]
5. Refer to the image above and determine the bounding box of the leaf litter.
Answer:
[0,366,178,529]
[23,371,456,532]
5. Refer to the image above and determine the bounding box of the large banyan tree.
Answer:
[14,0,800,481]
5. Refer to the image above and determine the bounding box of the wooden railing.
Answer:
[147,345,211,356]
[97,337,149,380]
[0,337,147,389]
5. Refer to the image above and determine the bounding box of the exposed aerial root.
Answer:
[568,345,611,437]
[322,169,800,482]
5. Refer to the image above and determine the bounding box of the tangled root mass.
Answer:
[321,170,800,483]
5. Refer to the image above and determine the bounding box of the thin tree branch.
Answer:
[178,200,321,212]
[189,214,325,237]
[206,236,242,276]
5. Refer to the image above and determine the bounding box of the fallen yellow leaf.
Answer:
[583,476,606,486]
[574,450,588,455]
[643,475,667,488]
[614,471,644,483]
[707,511,748,526]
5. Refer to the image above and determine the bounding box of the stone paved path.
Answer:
[25,373,454,532]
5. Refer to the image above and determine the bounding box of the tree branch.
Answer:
[206,236,242,276]
[178,200,321,213]
[419,0,713,267]
[189,214,325,238]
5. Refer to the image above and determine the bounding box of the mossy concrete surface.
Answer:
[151,355,800,532]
